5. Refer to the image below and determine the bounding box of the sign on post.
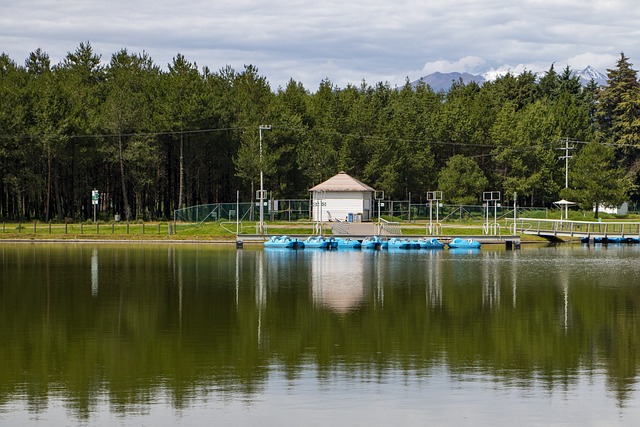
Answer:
[426,191,442,202]
[91,189,99,222]
[483,191,501,201]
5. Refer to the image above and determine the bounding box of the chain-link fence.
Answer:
[173,200,311,225]
[174,199,550,225]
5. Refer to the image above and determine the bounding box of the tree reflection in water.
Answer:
[1,243,639,422]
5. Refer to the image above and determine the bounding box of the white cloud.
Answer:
[1,0,640,89]
[566,53,619,73]
[421,57,486,75]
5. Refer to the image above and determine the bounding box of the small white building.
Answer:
[309,172,375,222]
[596,202,629,215]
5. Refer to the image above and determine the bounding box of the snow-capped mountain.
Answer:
[573,66,608,86]
[412,66,607,92]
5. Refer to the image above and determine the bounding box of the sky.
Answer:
[2,0,640,90]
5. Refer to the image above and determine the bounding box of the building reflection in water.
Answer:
[310,250,366,313]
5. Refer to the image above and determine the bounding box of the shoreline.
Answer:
[0,238,235,244]
[0,236,563,246]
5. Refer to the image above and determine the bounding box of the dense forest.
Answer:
[1,42,639,221]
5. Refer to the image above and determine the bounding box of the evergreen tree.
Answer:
[56,42,105,219]
[537,64,560,99]
[231,65,276,203]
[595,52,640,149]
[0,54,31,219]
[558,65,582,95]
[567,141,633,218]
[437,155,488,205]
[100,49,160,220]
[25,48,67,221]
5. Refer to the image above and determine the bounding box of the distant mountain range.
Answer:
[411,66,608,92]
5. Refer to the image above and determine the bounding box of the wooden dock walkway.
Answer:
[512,218,640,240]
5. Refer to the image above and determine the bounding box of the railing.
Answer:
[220,221,242,235]
[331,222,349,235]
[483,222,502,236]
[509,218,640,237]
[379,219,402,235]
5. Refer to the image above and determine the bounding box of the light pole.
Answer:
[483,191,500,235]
[513,192,517,234]
[375,191,384,235]
[258,125,271,235]
[426,191,442,235]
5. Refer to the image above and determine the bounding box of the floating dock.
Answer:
[514,218,640,242]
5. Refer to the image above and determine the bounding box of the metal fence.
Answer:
[174,199,551,225]
[173,200,311,225]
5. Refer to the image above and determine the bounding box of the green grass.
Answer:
[1,212,637,242]
[0,220,315,240]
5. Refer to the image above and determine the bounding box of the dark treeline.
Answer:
[1,42,639,221]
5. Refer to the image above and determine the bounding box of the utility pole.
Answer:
[258,125,271,235]
[513,192,517,234]
[556,137,575,189]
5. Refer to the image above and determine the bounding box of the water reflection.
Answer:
[1,243,640,424]
[310,250,366,313]
[91,248,98,297]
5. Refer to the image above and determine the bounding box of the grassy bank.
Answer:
[0,219,554,242]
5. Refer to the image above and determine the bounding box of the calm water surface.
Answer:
[1,242,640,426]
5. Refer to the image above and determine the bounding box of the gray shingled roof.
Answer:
[309,172,375,192]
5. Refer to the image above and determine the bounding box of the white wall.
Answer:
[312,191,373,221]
[596,202,628,215]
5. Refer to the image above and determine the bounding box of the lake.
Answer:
[1,242,639,426]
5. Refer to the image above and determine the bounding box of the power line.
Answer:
[0,126,246,140]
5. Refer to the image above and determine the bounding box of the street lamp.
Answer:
[258,125,271,235]
[483,191,500,235]
[375,191,384,235]
[426,191,442,235]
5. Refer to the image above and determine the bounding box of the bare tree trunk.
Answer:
[177,134,184,210]
[45,142,51,222]
[118,133,131,220]
[54,167,63,220]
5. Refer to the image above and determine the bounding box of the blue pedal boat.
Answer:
[303,235,333,249]
[335,237,362,249]
[362,235,384,249]
[387,238,421,249]
[264,235,303,249]
[448,238,481,249]
[607,236,629,243]
[418,237,445,249]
